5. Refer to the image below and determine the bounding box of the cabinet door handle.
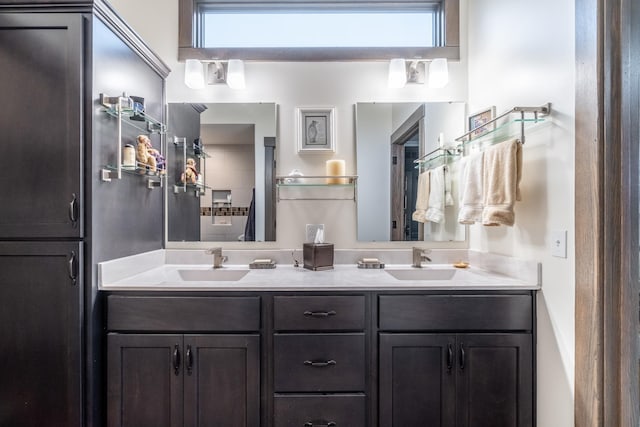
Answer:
[459,343,465,370]
[69,193,78,224]
[447,344,453,372]
[303,310,336,318]
[68,251,78,285]
[186,345,193,375]
[304,421,336,427]
[303,359,336,368]
[173,345,181,376]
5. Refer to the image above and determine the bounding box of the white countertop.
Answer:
[99,251,540,292]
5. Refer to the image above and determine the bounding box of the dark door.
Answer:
[455,334,533,427]
[183,334,260,427]
[107,334,184,427]
[0,242,82,427]
[0,13,83,238]
[379,333,456,427]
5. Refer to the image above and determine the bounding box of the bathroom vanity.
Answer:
[102,252,538,427]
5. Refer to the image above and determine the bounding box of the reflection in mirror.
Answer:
[355,102,466,242]
[167,103,277,242]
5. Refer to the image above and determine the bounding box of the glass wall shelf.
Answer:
[171,136,210,158]
[414,149,460,171]
[102,107,166,134]
[457,118,547,152]
[174,182,210,194]
[275,175,358,201]
[101,165,164,189]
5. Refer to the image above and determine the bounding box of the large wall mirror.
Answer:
[167,103,277,242]
[355,102,466,242]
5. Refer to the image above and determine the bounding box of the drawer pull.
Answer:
[447,343,453,372]
[304,421,336,427]
[173,345,181,376]
[459,343,466,370]
[303,359,337,368]
[303,310,337,318]
[186,345,193,375]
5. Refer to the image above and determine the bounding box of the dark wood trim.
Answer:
[177,0,460,61]
[575,0,639,425]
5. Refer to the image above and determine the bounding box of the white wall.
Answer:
[467,1,575,426]
[107,0,468,249]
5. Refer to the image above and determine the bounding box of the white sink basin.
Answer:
[385,268,457,281]
[177,269,249,282]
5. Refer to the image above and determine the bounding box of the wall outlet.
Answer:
[551,230,567,258]
[306,224,325,243]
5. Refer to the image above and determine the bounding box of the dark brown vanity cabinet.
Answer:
[0,242,82,427]
[107,296,261,427]
[0,12,83,239]
[273,295,368,427]
[378,294,534,427]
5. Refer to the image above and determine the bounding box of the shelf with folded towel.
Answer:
[455,103,551,149]
[275,175,358,201]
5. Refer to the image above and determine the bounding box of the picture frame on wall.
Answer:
[468,106,496,138]
[296,106,336,153]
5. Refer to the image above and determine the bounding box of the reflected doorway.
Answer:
[390,105,424,241]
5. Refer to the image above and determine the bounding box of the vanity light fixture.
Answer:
[388,58,407,88]
[226,59,246,89]
[184,59,205,89]
[428,58,449,88]
[387,58,449,89]
[185,59,246,89]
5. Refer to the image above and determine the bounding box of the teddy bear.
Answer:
[136,135,165,175]
[181,157,198,184]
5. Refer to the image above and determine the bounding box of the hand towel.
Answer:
[444,165,454,206]
[425,165,446,223]
[458,151,484,224]
[482,138,522,226]
[412,171,430,223]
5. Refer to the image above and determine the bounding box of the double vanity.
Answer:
[101,249,538,427]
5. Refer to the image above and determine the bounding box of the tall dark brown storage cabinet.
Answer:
[0,2,169,427]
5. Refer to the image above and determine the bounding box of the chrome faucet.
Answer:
[206,247,228,268]
[412,247,432,268]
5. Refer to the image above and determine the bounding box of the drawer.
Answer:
[378,294,532,331]
[273,295,365,331]
[274,394,366,427]
[107,296,260,332]
[274,333,366,392]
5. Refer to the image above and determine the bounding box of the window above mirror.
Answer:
[179,0,459,61]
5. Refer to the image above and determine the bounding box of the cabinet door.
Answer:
[455,334,533,427]
[379,334,456,427]
[184,334,260,427]
[0,242,82,427]
[107,334,184,427]
[0,13,83,238]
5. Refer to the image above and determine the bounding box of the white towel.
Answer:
[458,151,484,224]
[482,138,522,226]
[412,171,430,223]
[444,165,454,206]
[425,165,446,223]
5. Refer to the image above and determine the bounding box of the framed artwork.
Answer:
[296,107,336,153]
[468,106,496,137]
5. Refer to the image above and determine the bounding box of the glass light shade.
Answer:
[226,59,246,89]
[388,58,407,88]
[184,59,205,89]
[428,58,449,88]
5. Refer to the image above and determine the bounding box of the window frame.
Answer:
[178,0,459,61]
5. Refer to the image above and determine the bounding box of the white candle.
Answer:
[326,159,346,184]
